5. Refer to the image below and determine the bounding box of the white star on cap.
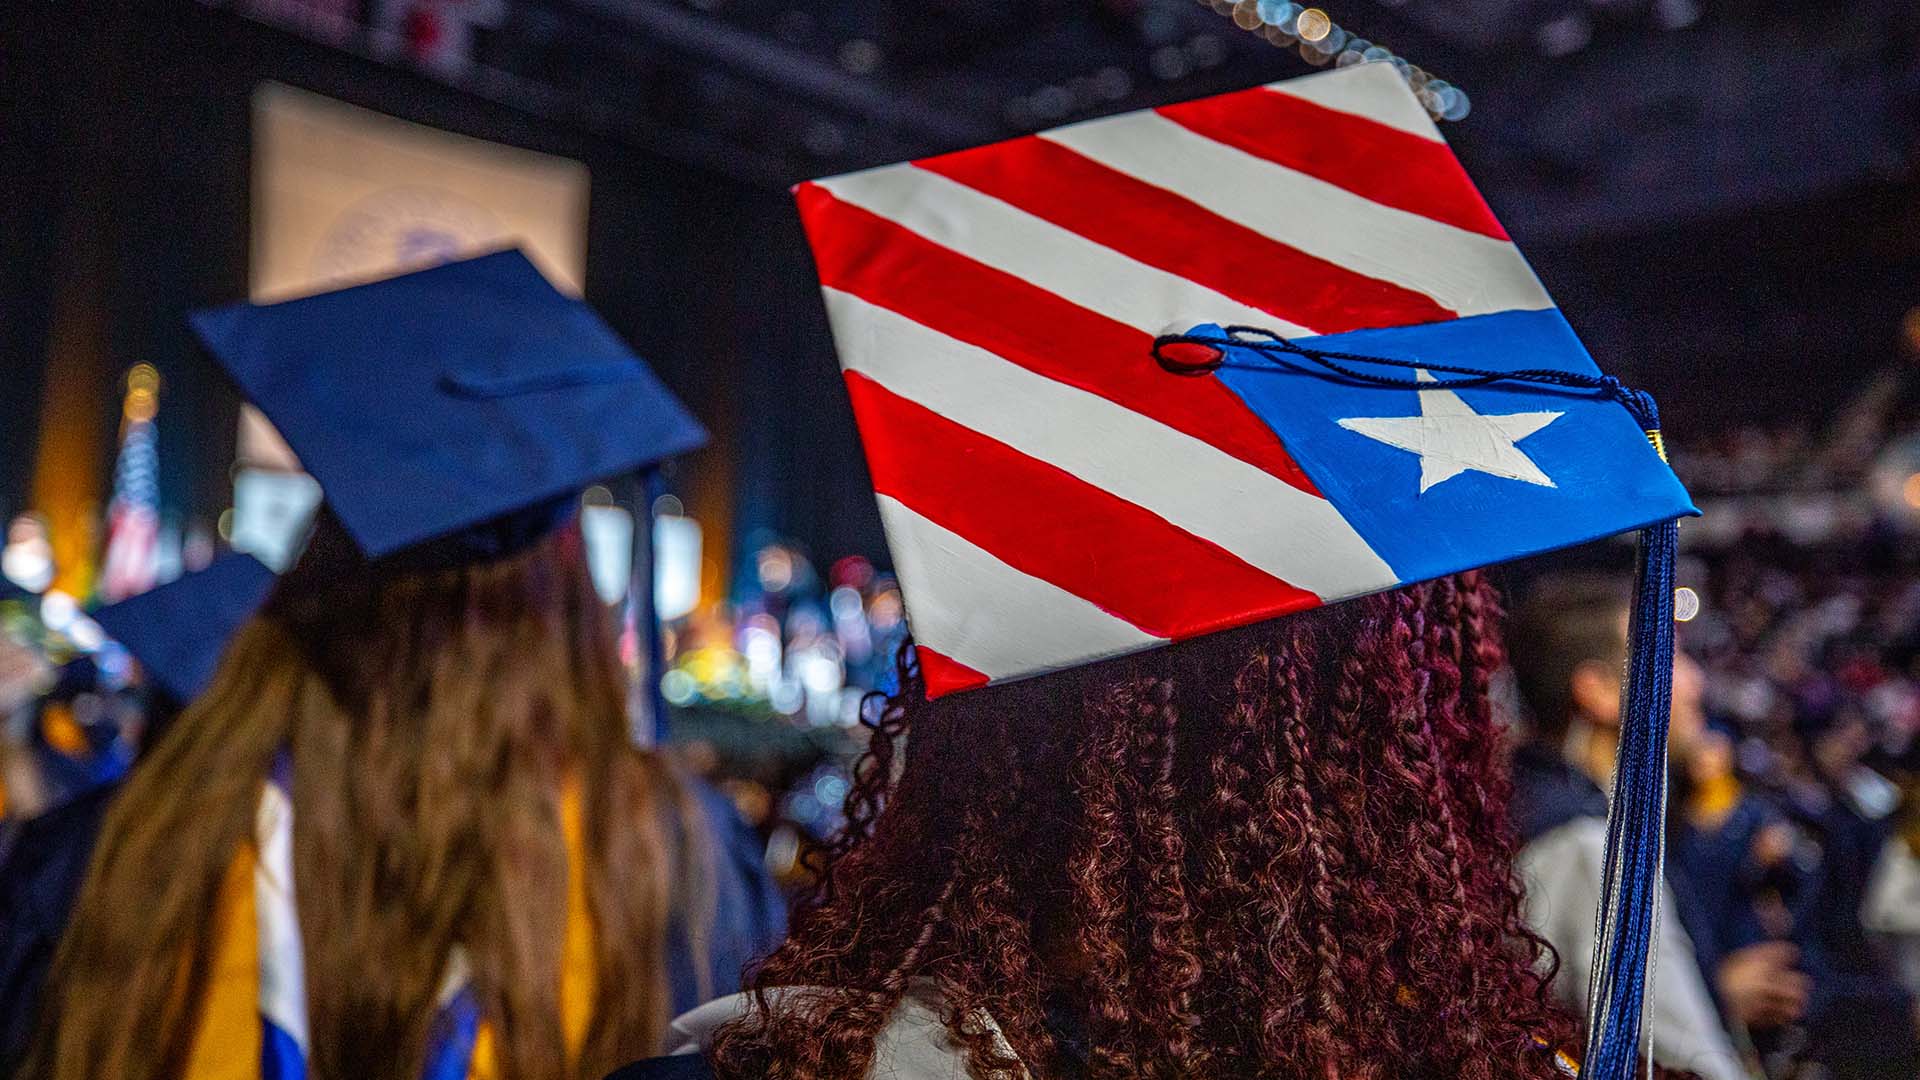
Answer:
[1337,370,1564,494]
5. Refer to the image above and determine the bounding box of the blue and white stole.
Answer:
[183,765,597,1080]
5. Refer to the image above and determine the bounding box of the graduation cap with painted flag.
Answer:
[795,61,1695,1079]
[91,552,276,706]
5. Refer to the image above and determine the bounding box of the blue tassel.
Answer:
[1580,514,1678,1080]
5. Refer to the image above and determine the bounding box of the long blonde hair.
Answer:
[30,514,694,1080]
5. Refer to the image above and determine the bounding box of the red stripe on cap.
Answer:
[916,646,992,697]
[914,137,1454,335]
[795,182,1322,498]
[1157,87,1510,242]
[845,371,1320,641]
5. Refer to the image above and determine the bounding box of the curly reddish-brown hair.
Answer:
[711,571,1577,1079]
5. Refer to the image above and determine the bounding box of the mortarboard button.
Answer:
[1152,339,1225,375]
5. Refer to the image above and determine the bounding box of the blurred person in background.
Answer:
[1668,715,1849,1078]
[1508,575,1765,1080]
[1862,772,1920,1011]
[15,252,783,1080]
[0,554,275,1069]
[1778,707,1920,1079]
[24,513,700,1080]
[1512,575,1920,1080]
[16,659,136,810]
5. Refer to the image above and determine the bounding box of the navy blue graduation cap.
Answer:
[90,552,276,705]
[189,249,708,563]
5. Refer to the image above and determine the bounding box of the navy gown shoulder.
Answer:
[666,778,787,1014]
[605,1055,718,1080]
[0,783,119,1074]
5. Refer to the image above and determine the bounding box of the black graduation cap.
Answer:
[90,552,276,705]
[189,249,708,562]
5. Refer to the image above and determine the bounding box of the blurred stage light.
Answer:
[1673,586,1700,623]
[1870,435,1920,529]
[124,364,161,423]
[829,585,863,621]
[756,547,794,593]
[660,668,696,706]
[798,650,844,695]
[582,504,634,605]
[814,771,848,806]
[40,590,78,633]
[3,515,55,594]
[1258,0,1299,26]
[654,513,703,620]
[1296,7,1331,42]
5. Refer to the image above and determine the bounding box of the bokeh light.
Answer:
[1673,586,1701,623]
[1296,8,1331,42]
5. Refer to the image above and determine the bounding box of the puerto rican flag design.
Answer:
[795,62,1694,698]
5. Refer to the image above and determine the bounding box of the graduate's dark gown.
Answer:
[670,784,790,1016]
[0,785,114,1076]
[607,1058,717,1080]
[0,779,785,1078]
[1794,798,1920,1079]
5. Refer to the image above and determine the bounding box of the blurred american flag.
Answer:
[100,410,160,602]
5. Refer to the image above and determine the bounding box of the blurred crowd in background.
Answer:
[1608,357,1920,1077]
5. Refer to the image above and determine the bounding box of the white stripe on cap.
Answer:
[828,289,1398,600]
[876,494,1164,682]
[815,165,1314,339]
[1040,112,1551,319]
[1266,62,1444,142]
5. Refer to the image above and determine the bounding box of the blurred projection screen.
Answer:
[240,82,589,503]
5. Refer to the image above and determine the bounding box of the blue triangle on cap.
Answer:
[90,552,277,705]
[190,249,709,559]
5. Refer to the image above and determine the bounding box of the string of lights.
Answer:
[1198,0,1470,121]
